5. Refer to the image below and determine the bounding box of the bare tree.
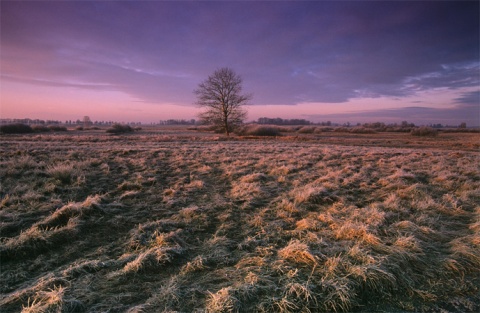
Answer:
[194,68,250,136]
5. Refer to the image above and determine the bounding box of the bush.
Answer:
[297,126,316,134]
[32,125,51,132]
[385,126,413,133]
[237,125,281,136]
[275,126,297,133]
[0,124,34,134]
[314,127,334,133]
[350,127,377,134]
[194,123,231,134]
[410,127,438,137]
[106,124,134,134]
[195,125,218,132]
[333,127,350,133]
[441,128,480,133]
[48,125,68,132]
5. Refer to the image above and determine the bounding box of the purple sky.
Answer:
[1,1,479,125]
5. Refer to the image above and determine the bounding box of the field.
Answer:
[1,127,479,312]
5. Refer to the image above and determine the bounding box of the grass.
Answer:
[0,128,479,312]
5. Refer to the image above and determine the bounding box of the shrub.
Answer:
[195,125,218,132]
[386,126,414,133]
[0,123,34,134]
[238,125,281,136]
[278,126,297,132]
[297,126,316,134]
[350,127,377,134]
[48,125,68,132]
[411,127,438,137]
[106,124,134,134]
[333,127,350,133]
[314,127,334,133]
[32,125,51,132]
[441,128,480,133]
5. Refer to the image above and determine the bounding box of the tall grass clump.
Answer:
[0,123,33,134]
[206,287,240,313]
[46,163,78,184]
[11,155,37,170]
[21,285,67,313]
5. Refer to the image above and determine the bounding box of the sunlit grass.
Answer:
[0,130,479,312]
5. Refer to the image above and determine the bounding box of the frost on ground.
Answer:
[1,132,479,312]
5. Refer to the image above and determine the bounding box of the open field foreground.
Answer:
[1,131,479,312]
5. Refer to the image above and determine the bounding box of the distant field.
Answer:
[1,129,479,312]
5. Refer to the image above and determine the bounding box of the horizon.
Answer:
[0,116,473,128]
[1,1,479,126]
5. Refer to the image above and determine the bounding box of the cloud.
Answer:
[454,90,480,106]
[305,97,479,126]
[1,74,116,90]
[1,1,478,118]
[402,63,479,93]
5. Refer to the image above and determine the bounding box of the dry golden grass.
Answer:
[1,129,479,312]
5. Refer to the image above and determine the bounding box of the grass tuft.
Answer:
[46,163,78,184]
[21,285,68,313]
[279,240,318,267]
[206,287,240,313]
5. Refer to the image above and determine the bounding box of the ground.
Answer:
[1,127,479,312]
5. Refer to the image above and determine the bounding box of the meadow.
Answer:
[1,127,479,312]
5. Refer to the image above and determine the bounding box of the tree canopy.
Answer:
[194,68,251,136]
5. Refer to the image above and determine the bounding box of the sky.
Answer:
[1,1,479,126]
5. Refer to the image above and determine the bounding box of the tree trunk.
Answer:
[223,105,229,136]
[224,116,230,136]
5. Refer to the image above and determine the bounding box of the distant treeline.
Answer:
[0,118,197,126]
[1,118,64,125]
[256,118,470,129]
[0,124,68,134]
[0,118,472,129]
[159,119,197,125]
[0,118,142,126]
[257,117,313,125]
